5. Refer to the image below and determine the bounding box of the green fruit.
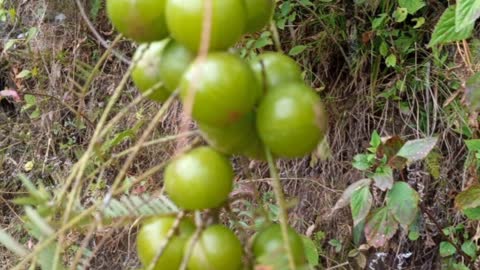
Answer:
[106,0,168,42]
[252,224,306,266]
[166,0,247,51]
[180,53,260,126]
[136,216,195,270]
[251,52,303,90]
[164,146,234,210]
[256,83,328,158]
[244,0,275,33]
[159,40,196,92]
[198,112,263,157]
[131,41,171,102]
[187,225,243,270]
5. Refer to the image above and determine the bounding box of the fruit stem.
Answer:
[265,149,297,270]
[269,21,284,53]
[179,211,204,270]
[146,211,186,270]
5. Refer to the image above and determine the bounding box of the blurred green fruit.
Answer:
[251,52,303,90]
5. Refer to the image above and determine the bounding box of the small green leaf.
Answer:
[16,69,31,79]
[372,166,394,191]
[429,5,474,47]
[364,207,398,248]
[387,182,420,227]
[350,186,373,226]
[412,17,425,28]
[399,0,426,14]
[397,137,438,163]
[289,45,307,56]
[464,207,480,220]
[333,179,372,211]
[301,236,319,266]
[379,41,389,57]
[439,241,456,257]
[353,154,372,171]
[385,54,397,67]
[393,7,408,22]
[455,185,480,210]
[456,0,480,32]
[461,240,477,258]
[465,139,480,152]
[370,130,382,149]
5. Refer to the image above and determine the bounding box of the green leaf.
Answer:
[302,236,319,266]
[350,186,373,226]
[453,263,470,270]
[408,214,421,241]
[370,130,382,149]
[289,45,307,56]
[412,17,425,28]
[455,185,480,210]
[429,5,474,47]
[393,7,408,22]
[397,137,438,163]
[399,0,426,14]
[386,182,420,227]
[439,241,456,257]
[364,207,398,248]
[372,13,388,30]
[461,240,477,258]
[352,154,372,171]
[0,229,28,257]
[333,178,372,211]
[465,72,480,110]
[16,69,31,79]
[464,207,480,220]
[456,0,480,32]
[385,54,397,67]
[379,41,389,57]
[372,166,394,191]
[465,139,480,153]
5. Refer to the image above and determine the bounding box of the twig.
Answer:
[179,212,204,270]
[74,0,130,65]
[265,149,297,270]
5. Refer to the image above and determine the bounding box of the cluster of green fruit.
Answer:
[106,0,328,269]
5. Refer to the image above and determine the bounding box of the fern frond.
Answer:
[102,194,178,219]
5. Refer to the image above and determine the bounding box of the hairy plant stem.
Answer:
[266,149,297,270]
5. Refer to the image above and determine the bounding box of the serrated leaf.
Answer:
[397,137,438,163]
[429,6,474,47]
[399,0,426,14]
[364,207,398,248]
[456,0,480,32]
[461,240,477,258]
[370,130,381,149]
[455,185,480,210]
[385,54,397,67]
[301,236,319,266]
[440,241,456,257]
[372,166,394,191]
[350,186,373,226]
[333,179,372,211]
[464,207,480,219]
[289,45,307,56]
[386,182,420,227]
[425,150,441,180]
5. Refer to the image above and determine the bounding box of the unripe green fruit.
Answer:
[251,52,303,90]
[159,40,195,92]
[106,0,168,42]
[244,0,275,33]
